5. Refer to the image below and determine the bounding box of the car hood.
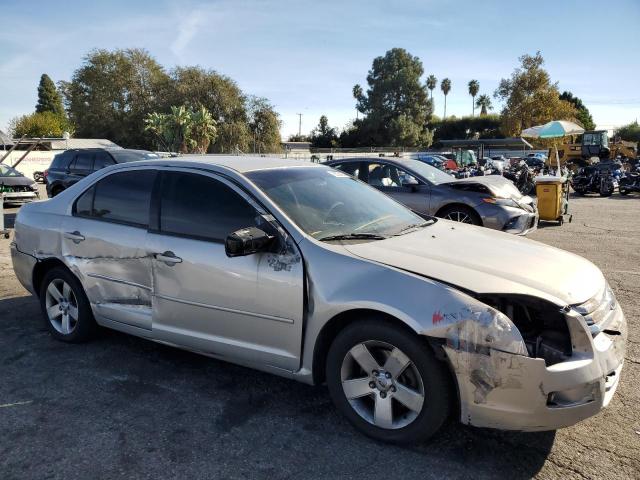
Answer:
[445,175,524,200]
[0,175,33,186]
[342,220,603,306]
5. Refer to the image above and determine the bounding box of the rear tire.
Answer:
[437,205,481,225]
[326,319,451,444]
[39,267,97,343]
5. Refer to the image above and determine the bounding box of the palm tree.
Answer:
[468,80,480,116]
[426,75,437,100]
[440,78,451,119]
[190,106,217,153]
[475,94,493,116]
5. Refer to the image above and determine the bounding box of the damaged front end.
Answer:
[430,290,626,431]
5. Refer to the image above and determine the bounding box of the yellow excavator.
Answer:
[549,130,637,168]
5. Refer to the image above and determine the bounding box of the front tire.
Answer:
[39,267,97,342]
[438,205,481,225]
[326,319,451,444]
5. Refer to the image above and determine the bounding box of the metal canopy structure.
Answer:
[435,137,535,161]
[435,137,534,149]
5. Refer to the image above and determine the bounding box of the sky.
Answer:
[1,0,639,139]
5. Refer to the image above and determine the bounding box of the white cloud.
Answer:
[170,9,207,58]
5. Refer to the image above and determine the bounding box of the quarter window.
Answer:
[159,172,258,241]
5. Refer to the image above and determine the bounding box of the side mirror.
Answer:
[225,227,275,257]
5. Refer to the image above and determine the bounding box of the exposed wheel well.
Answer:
[312,309,430,385]
[435,203,482,225]
[32,258,70,297]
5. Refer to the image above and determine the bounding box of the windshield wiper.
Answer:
[393,220,435,236]
[319,233,387,241]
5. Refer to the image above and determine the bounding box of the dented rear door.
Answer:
[61,169,157,330]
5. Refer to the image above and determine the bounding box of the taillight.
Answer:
[43,169,49,178]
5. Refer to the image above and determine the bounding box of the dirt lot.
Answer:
[1,189,639,480]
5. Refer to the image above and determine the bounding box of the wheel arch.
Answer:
[311,308,441,385]
[32,257,72,297]
[435,202,483,225]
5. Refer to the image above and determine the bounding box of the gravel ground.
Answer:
[0,188,638,480]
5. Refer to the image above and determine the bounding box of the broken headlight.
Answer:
[478,294,572,366]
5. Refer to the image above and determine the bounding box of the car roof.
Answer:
[110,155,321,174]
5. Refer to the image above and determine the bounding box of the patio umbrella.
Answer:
[521,120,584,139]
[521,120,585,171]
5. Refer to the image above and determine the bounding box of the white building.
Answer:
[0,134,120,180]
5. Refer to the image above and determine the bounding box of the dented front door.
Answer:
[62,217,153,330]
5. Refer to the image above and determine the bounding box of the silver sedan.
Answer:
[326,157,538,234]
[11,156,625,443]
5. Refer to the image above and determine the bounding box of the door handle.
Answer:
[154,251,182,265]
[64,231,85,243]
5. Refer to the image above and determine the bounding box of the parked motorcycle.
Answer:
[619,160,640,195]
[503,160,535,195]
[571,161,621,197]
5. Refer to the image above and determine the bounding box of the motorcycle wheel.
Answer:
[619,188,629,196]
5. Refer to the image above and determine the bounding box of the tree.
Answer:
[190,105,217,153]
[309,115,339,148]
[475,94,493,116]
[35,74,65,116]
[352,48,433,147]
[144,104,217,153]
[431,114,502,142]
[614,121,640,143]
[559,91,595,130]
[468,80,479,116]
[246,96,281,153]
[10,111,73,138]
[64,48,169,148]
[494,52,577,136]
[426,75,437,100]
[440,78,451,119]
[167,66,251,153]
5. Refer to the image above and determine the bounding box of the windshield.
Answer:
[247,166,426,240]
[398,160,453,185]
[0,164,22,177]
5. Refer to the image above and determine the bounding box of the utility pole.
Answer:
[296,113,302,137]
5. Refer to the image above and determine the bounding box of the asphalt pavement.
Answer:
[0,188,638,479]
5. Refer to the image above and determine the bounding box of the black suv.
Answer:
[46,148,159,197]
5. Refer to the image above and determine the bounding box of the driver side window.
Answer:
[159,172,259,242]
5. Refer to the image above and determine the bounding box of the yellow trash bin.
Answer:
[535,176,572,225]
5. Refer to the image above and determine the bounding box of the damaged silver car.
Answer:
[11,157,626,443]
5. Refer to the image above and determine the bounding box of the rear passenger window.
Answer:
[93,152,115,171]
[87,170,156,226]
[50,152,71,169]
[71,152,94,172]
[159,172,258,241]
[333,162,360,178]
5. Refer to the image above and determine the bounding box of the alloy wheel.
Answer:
[45,279,79,335]
[340,340,425,429]
[444,211,473,223]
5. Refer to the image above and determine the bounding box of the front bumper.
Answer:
[476,203,538,235]
[2,191,39,204]
[444,305,626,431]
